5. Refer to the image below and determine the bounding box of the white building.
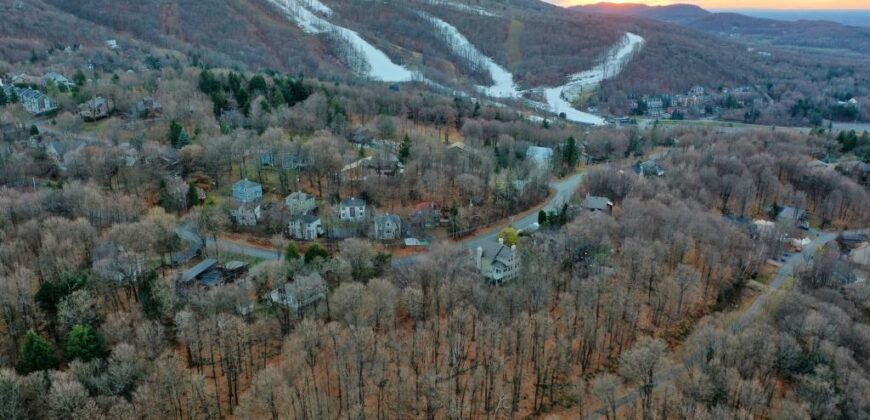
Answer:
[289,215,323,241]
[474,238,520,284]
[268,273,327,310]
[372,214,402,241]
[231,203,261,226]
[339,197,367,222]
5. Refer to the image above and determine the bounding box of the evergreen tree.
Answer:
[138,270,163,320]
[0,88,7,106]
[73,70,87,86]
[35,273,87,316]
[286,242,300,261]
[29,125,39,136]
[186,183,200,209]
[399,133,412,163]
[16,330,57,374]
[562,136,578,169]
[538,210,548,226]
[168,120,189,148]
[9,88,19,104]
[158,180,174,211]
[304,243,329,264]
[64,325,105,362]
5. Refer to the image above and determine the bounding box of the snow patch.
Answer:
[268,0,416,82]
[301,0,333,16]
[544,32,644,125]
[427,15,518,98]
[424,0,497,17]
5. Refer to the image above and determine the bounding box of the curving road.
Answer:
[392,171,586,267]
[584,228,869,419]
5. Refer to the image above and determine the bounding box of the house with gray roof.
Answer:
[230,202,261,226]
[180,258,221,287]
[132,98,162,119]
[8,87,56,115]
[474,238,520,284]
[289,215,323,241]
[372,213,402,241]
[285,191,316,216]
[79,97,112,121]
[635,160,665,177]
[268,272,327,311]
[232,179,262,203]
[339,197,367,221]
[42,72,72,88]
[580,193,613,214]
[777,206,806,227]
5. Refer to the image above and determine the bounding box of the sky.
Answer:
[544,0,870,10]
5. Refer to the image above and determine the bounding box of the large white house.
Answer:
[231,203,261,226]
[339,197,367,222]
[372,213,402,241]
[289,215,323,241]
[474,238,520,284]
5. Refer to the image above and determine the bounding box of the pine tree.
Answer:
[399,133,412,163]
[16,330,57,374]
[186,183,200,209]
[9,88,19,104]
[286,242,300,261]
[0,88,7,106]
[538,210,548,226]
[64,325,105,362]
[304,243,330,264]
[562,136,578,169]
[139,270,163,320]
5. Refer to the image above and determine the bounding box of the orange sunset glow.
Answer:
[546,0,870,9]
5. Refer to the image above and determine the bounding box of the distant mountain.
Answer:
[571,3,870,53]
[569,2,710,24]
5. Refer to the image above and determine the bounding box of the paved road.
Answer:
[392,171,586,267]
[585,228,868,419]
[174,224,282,263]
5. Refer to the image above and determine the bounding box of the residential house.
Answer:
[363,152,403,177]
[285,191,316,216]
[232,179,262,203]
[411,202,443,229]
[339,197,367,222]
[106,39,119,49]
[78,97,112,121]
[180,259,222,288]
[289,215,323,241]
[474,238,520,284]
[635,160,665,177]
[231,202,262,226]
[133,98,163,119]
[268,273,327,311]
[373,213,402,241]
[12,87,57,114]
[526,146,554,167]
[580,193,613,214]
[42,72,72,88]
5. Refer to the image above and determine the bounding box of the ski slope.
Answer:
[544,32,645,125]
[268,0,416,82]
[427,15,519,98]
